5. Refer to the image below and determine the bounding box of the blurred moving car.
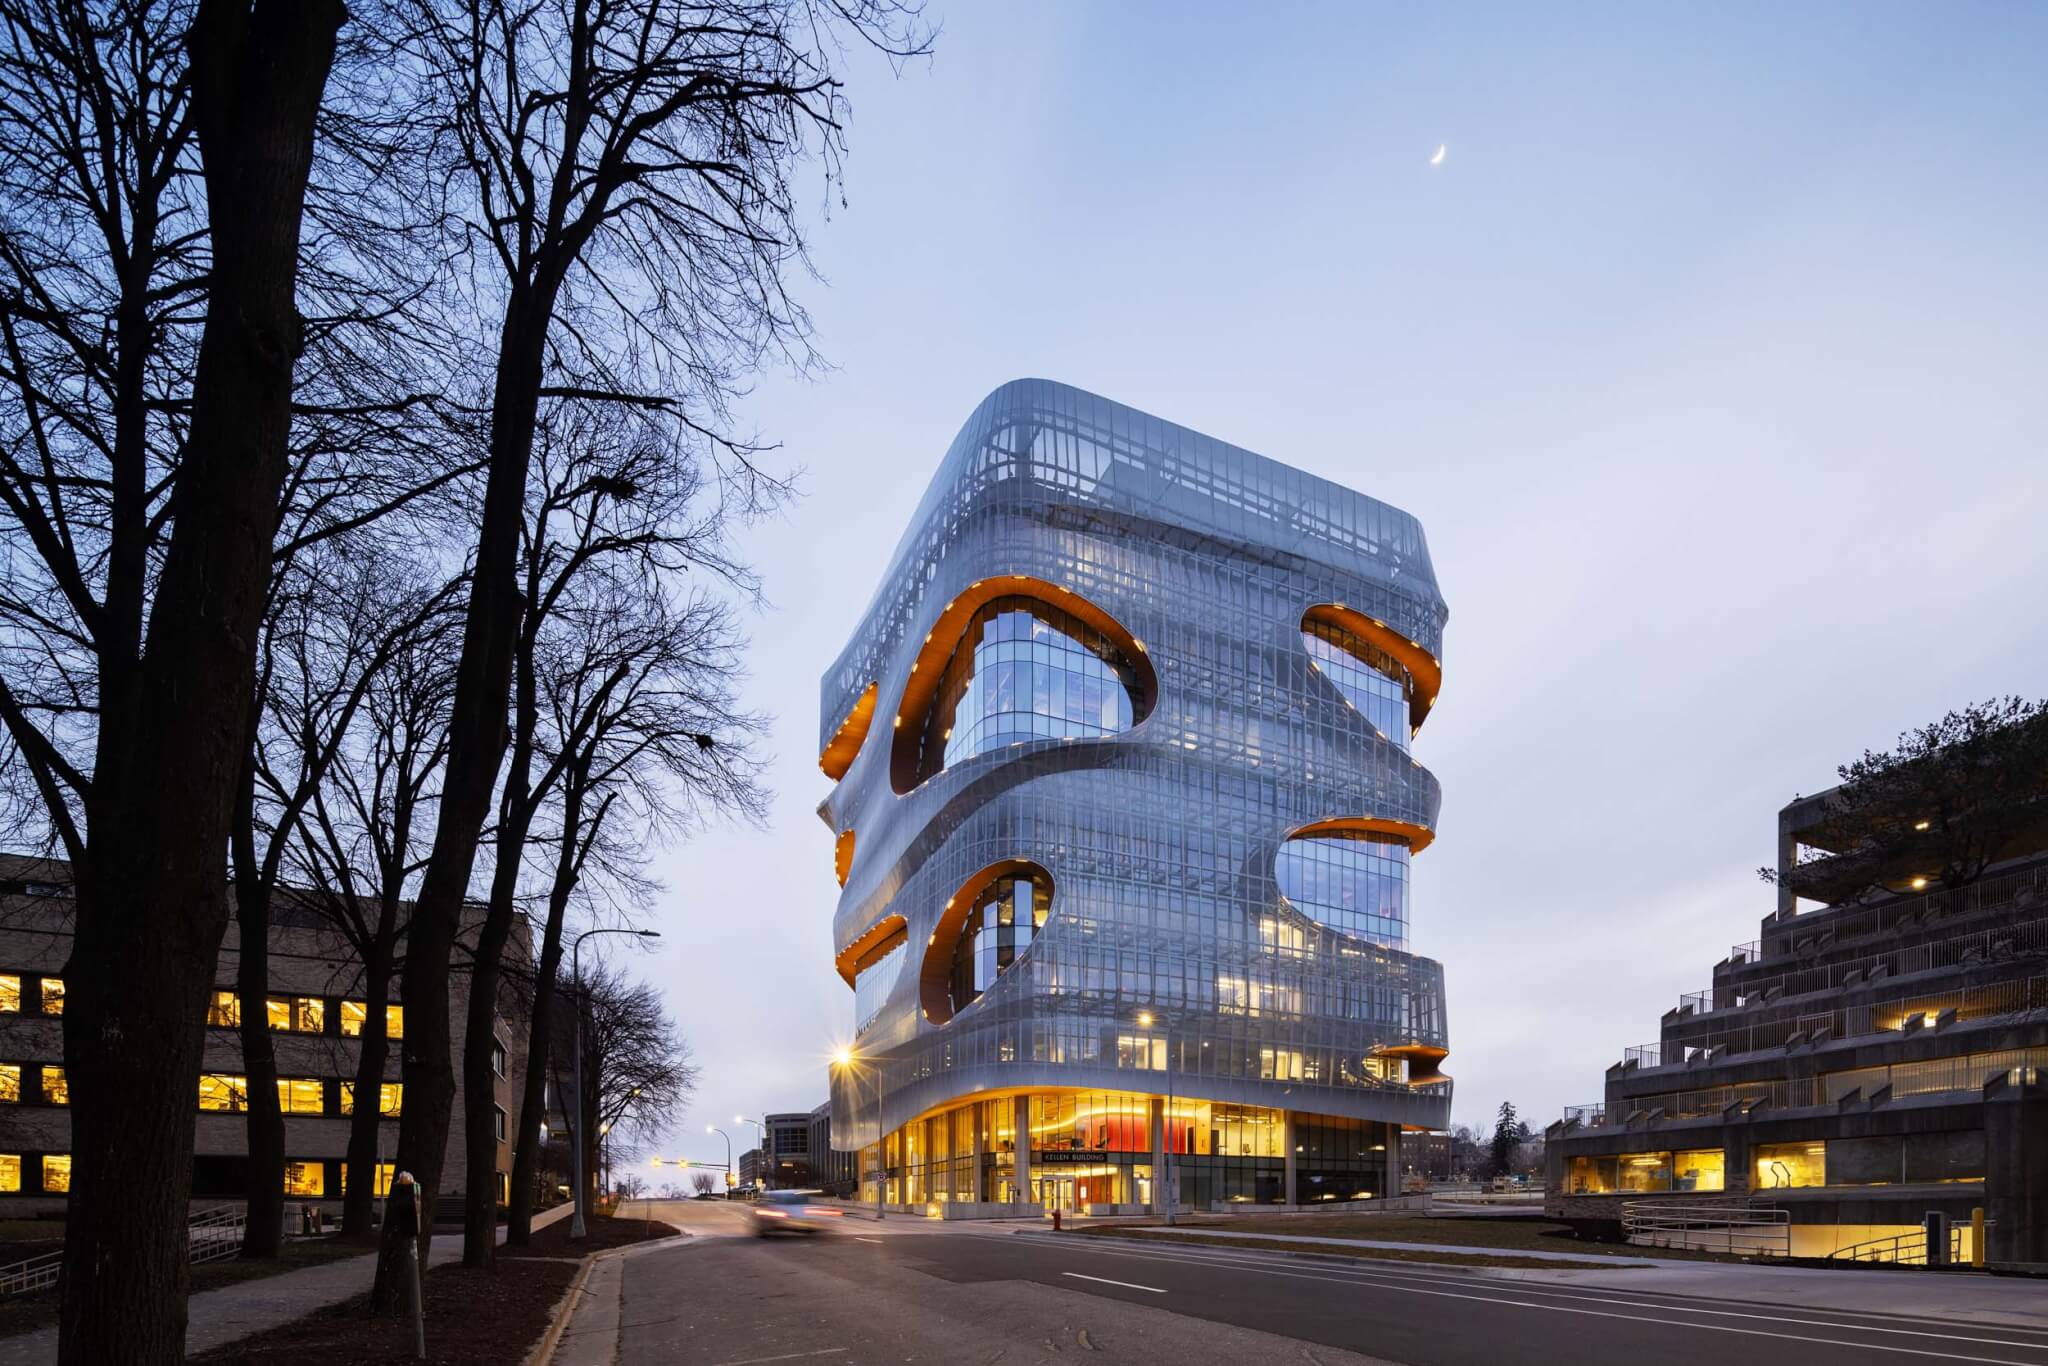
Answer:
[751,1189,845,1236]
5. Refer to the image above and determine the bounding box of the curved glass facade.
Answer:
[853,928,907,1037]
[1302,620,1412,749]
[946,866,1052,1018]
[1275,832,1410,948]
[824,379,1453,1197]
[912,598,1139,784]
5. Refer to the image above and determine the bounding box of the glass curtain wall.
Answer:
[1302,620,1413,749]
[1276,832,1411,948]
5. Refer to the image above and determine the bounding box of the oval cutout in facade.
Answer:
[820,680,878,781]
[1300,604,1441,733]
[918,859,1053,1026]
[1276,817,1434,950]
[889,577,1155,794]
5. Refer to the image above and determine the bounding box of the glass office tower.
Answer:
[822,380,1452,1213]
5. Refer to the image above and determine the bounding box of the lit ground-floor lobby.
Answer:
[850,1087,1408,1216]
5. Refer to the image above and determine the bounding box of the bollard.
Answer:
[1972,1207,1986,1268]
[1052,1208,1062,1233]
[403,1239,425,1360]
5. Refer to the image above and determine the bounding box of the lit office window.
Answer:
[39,977,63,1016]
[278,1078,325,1115]
[1114,1035,1167,1071]
[267,996,324,1033]
[206,991,240,1028]
[282,1162,324,1197]
[198,1074,249,1112]
[340,1082,402,1116]
[339,1162,396,1197]
[0,1154,17,1193]
[386,1005,404,1039]
[41,1154,70,1192]
[0,974,19,1013]
[41,1065,67,1105]
[1676,1149,1725,1193]
[1755,1142,1826,1189]
[339,1001,367,1036]
[0,1064,18,1103]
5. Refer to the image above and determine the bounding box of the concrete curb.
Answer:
[524,1228,692,1366]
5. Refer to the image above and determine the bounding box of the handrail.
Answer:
[1,1204,249,1298]
[1730,863,2048,968]
[1827,1223,1972,1266]
[1622,1196,1790,1257]
[1617,973,2048,1072]
[1680,910,2048,1020]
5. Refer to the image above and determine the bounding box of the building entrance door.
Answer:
[1039,1176,1077,1212]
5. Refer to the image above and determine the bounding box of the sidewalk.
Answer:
[0,1206,572,1364]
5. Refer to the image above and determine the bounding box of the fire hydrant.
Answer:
[1052,1208,1062,1232]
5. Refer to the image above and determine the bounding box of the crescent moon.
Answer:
[1430,144,1446,166]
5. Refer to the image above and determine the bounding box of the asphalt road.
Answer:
[613,1202,2048,1366]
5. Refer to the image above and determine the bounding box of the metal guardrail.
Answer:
[1828,1223,1971,1267]
[0,1204,247,1298]
[1622,1197,1790,1257]
[1729,864,2048,968]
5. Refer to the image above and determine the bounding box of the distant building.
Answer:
[0,854,531,1217]
[1407,1132,1453,1181]
[808,1101,856,1195]
[738,1148,767,1187]
[823,380,1453,1216]
[1547,778,2048,1264]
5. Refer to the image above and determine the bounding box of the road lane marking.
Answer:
[712,1351,849,1366]
[854,1236,883,1244]
[1064,1242,2048,1350]
[1061,1271,1166,1294]
[1024,1240,2048,1361]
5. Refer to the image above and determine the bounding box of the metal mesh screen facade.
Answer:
[822,379,1453,1146]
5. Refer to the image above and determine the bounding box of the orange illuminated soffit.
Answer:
[1301,603,1442,732]
[834,913,907,987]
[833,830,856,888]
[819,681,878,781]
[1374,1043,1451,1086]
[889,576,1157,795]
[1290,815,1435,856]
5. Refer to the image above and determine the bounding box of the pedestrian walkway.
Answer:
[0,1205,572,1364]
[1103,1226,1668,1266]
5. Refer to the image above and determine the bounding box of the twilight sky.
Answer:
[622,1,2048,1162]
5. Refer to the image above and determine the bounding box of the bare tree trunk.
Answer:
[231,743,286,1260]
[57,5,342,1361]
[376,296,547,1306]
[340,951,394,1237]
[505,797,580,1244]
[233,886,287,1259]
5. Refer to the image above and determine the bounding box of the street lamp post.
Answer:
[1138,1012,1176,1226]
[707,1125,732,1199]
[736,1115,766,1189]
[571,926,660,1240]
[833,1048,883,1220]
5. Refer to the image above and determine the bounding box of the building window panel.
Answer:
[199,1074,249,1112]
[0,1064,17,1104]
[386,1005,404,1040]
[0,974,18,1013]
[493,1105,507,1141]
[1675,1149,1725,1193]
[491,1040,507,1078]
[41,1154,71,1192]
[266,996,325,1033]
[282,1162,324,1197]
[338,1161,395,1197]
[41,1065,67,1105]
[341,1082,403,1116]
[206,991,240,1028]
[278,1078,325,1115]
[339,1001,368,1036]
[1755,1142,1826,1190]
[38,977,63,1016]
[0,1153,17,1193]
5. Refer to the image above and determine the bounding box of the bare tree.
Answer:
[0,3,350,1355]
[690,1170,714,1197]
[551,961,698,1214]
[283,589,462,1236]
[461,397,759,1260]
[374,0,927,1295]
